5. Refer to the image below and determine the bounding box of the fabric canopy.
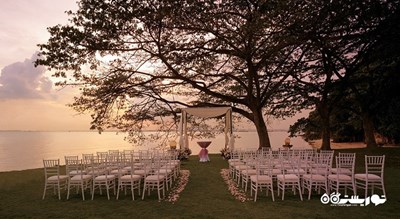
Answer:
[179,107,233,150]
[183,107,231,118]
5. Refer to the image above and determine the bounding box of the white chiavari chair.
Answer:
[42,159,69,200]
[355,155,386,198]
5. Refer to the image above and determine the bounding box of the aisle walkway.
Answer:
[175,154,246,217]
[181,154,230,198]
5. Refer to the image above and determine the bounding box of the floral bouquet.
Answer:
[220,148,231,159]
[178,148,192,160]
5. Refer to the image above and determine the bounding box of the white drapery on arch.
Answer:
[178,107,234,150]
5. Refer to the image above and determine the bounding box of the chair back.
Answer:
[314,150,334,168]
[107,153,120,168]
[278,149,291,166]
[82,153,94,161]
[365,155,385,177]
[43,159,61,179]
[65,155,79,161]
[86,156,104,177]
[109,150,120,155]
[336,153,356,175]
[65,156,81,176]
[258,151,273,176]
[337,152,355,161]
[152,155,164,181]
[97,152,108,160]
[288,155,303,176]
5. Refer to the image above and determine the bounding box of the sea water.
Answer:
[0,131,310,171]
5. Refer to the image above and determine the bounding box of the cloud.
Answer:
[0,52,53,99]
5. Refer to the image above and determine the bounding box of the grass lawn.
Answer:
[0,148,399,219]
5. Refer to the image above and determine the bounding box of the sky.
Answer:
[0,0,304,131]
[0,0,91,131]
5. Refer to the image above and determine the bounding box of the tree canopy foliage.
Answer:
[290,0,400,148]
[36,0,400,148]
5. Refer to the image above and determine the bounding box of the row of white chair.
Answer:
[42,150,181,201]
[228,149,386,202]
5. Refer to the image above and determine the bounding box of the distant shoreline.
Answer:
[0,129,289,133]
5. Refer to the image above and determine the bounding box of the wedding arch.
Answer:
[178,107,234,151]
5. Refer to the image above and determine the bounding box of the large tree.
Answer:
[288,0,399,149]
[345,5,400,148]
[36,0,307,148]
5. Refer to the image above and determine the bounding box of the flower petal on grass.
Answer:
[220,168,251,202]
[166,170,190,203]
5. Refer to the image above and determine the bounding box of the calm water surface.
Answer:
[0,131,310,171]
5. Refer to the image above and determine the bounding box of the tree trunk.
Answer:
[321,121,332,150]
[318,105,332,150]
[253,108,272,149]
[361,111,378,148]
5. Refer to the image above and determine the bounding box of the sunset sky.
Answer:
[0,0,303,131]
[0,0,91,131]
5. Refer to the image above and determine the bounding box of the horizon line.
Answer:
[0,128,289,132]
